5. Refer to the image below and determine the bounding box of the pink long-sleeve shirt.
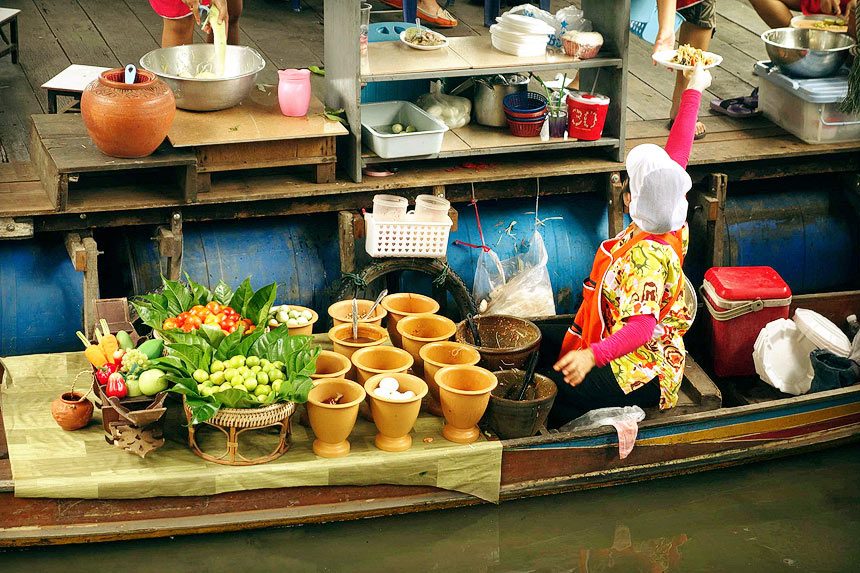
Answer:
[589,89,701,367]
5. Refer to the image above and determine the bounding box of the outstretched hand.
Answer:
[553,349,596,387]
[684,63,712,93]
[181,0,228,33]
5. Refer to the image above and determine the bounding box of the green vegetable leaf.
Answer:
[244,282,277,327]
[131,301,170,331]
[185,273,213,305]
[212,388,261,409]
[183,396,221,425]
[197,324,226,348]
[162,277,193,315]
[213,280,234,306]
[229,278,253,317]
[308,65,325,76]
[213,327,247,361]
[166,343,207,372]
[234,326,268,357]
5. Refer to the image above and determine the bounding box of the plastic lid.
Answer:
[495,14,555,35]
[793,308,852,357]
[753,61,849,104]
[753,318,814,395]
[703,266,791,302]
[567,90,610,106]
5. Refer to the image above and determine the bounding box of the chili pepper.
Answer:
[106,372,128,399]
[98,319,119,363]
[95,365,113,386]
[76,331,108,368]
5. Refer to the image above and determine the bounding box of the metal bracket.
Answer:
[0,217,34,239]
[155,211,183,280]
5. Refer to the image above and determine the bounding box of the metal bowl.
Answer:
[139,45,265,111]
[761,27,855,78]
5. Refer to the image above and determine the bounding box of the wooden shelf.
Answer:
[361,36,622,82]
[362,123,620,163]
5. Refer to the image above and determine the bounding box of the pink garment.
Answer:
[612,418,641,459]
[590,314,658,367]
[801,0,850,15]
[149,0,209,19]
[664,89,702,169]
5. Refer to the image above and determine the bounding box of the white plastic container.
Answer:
[364,212,453,258]
[753,318,816,395]
[794,308,852,357]
[373,194,408,220]
[491,34,548,57]
[414,194,451,222]
[495,14,555,35]
[360,101,448,159]
[754,60,860,144]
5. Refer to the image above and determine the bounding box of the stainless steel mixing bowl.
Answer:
[139,44,266,111]
[761,27,855,78]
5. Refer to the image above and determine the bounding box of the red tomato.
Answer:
[228,325,237,333]
[186,316,203,329]
[181,323,195,333]
[177,311,191,324]
[220,318,236,332]
[162,318,179,330]
[203,314,220,326]
[246,325,256,333]
[222,307,235,316]
[206,301,222,314]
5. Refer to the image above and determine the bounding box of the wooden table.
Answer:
[41,65,111,114]
[0,7,19,64]
[168,87,348,188]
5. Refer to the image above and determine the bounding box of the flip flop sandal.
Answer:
[380,0,459,28]
[710,88,760,118]
[667,118,707,140]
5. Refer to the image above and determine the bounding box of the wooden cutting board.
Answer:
[167,86,347,148]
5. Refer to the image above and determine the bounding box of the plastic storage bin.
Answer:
[702,266,792,378]
[364,212,453,258]
[360,101,448,159]
[754,61,860,144]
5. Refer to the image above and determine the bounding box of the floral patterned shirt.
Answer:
[600,223,692,409]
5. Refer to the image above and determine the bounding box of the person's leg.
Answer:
[161,16,195,48]
[669,22,713,137]
[748,0,802,28]
[547,365,660,427]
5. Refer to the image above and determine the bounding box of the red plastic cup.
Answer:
[566,91,610,141]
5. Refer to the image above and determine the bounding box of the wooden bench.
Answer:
[0,7,19,64]
[41,65,110,114]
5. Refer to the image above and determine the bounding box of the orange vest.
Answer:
[559,229,685,359]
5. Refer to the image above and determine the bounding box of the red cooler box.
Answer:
[702,266,792,378]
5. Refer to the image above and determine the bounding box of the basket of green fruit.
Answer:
[157,322,320,465]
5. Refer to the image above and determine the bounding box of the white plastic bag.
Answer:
[560,406,646,459]
[505,4,591,50]
[416,81,471,129]
[479,230,555,318]
[473,248,505,313]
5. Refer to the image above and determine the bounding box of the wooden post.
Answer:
[338,211,357,275]
[82,235,100,337]
[708,173,728,268]
[156,212,183,280]
[606,171,624,237]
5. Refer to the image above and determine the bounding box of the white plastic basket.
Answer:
[364,213,452,258]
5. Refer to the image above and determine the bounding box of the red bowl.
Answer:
[504,106,548,120]
[507,118,544,137]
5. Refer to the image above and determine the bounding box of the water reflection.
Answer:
[0,445,858,572]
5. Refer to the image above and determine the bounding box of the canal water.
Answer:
[1,445,858,572]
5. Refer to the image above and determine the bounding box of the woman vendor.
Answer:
[149,0,239,48]
[548,64,712,427]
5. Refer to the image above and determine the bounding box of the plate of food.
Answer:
[400,27,448,50]
[652,44,723,70]
[790,14,848,33]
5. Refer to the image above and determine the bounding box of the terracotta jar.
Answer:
[419,341,481,417]
[81,68,175,158]
[396,313,457,374]
[51,392,94,431]
[351,345,414,385]
[435,365,498,444]
[310,350,353,382]
[307,379,366,458]
[364,372,427,452]
[328,299,388,329]
[380,293,440,347]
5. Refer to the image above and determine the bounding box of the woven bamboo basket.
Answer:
[183,398,296,466]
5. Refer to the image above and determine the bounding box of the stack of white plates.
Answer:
[490,14,554,57]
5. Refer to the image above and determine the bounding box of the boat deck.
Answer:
[1,0,858,169]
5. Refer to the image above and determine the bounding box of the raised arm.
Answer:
[664,65,711,168]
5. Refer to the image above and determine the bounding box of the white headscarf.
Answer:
[625,144,691,234]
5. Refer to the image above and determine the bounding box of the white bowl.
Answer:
[495,14,555,35]
[399,29,449,51]
[491,34,548,57]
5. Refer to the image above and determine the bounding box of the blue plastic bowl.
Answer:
[503,91,549,114]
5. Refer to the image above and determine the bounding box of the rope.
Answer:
[453,198,491,252]
[433,262,450,287]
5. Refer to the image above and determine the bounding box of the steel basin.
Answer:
[761,27,855,78]
[139,44,265,111]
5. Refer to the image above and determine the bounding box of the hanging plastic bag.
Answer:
[504,4,591,50]
[559,406,646,459]
[416,81,471,129]
[472,248,505,313]
[483,229,556,318]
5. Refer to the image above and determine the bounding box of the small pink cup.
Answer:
[278,68,311,117]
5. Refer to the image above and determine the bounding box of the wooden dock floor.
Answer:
[0,0,771,164]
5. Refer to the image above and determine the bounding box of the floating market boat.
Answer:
[1,292,857,548]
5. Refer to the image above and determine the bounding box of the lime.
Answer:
[219,382,232,392]
[244,378,258,391]
[210,360,225,372]
[257,372,269,385]
[254,384,271,397]
[251,365,262,373]
[223,368,238,381]
[272,380,282,393]
[192,369,209,383]
[209,371,225,385]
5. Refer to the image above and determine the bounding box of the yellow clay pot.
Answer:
[307,379,366,458]
[419,342,481,417]
[435,365,498,444]
[380,293,440,347]
[328,299,388,329]
[364,372,428,452]
[396,313,456,373]
[283,305,318,336]
[351,345,414,385]
[310,350,353,382]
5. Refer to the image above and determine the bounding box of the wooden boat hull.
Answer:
[1,384,858,548]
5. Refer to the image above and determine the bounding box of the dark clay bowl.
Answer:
[484,370,557,439]
[454,314,541,371]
